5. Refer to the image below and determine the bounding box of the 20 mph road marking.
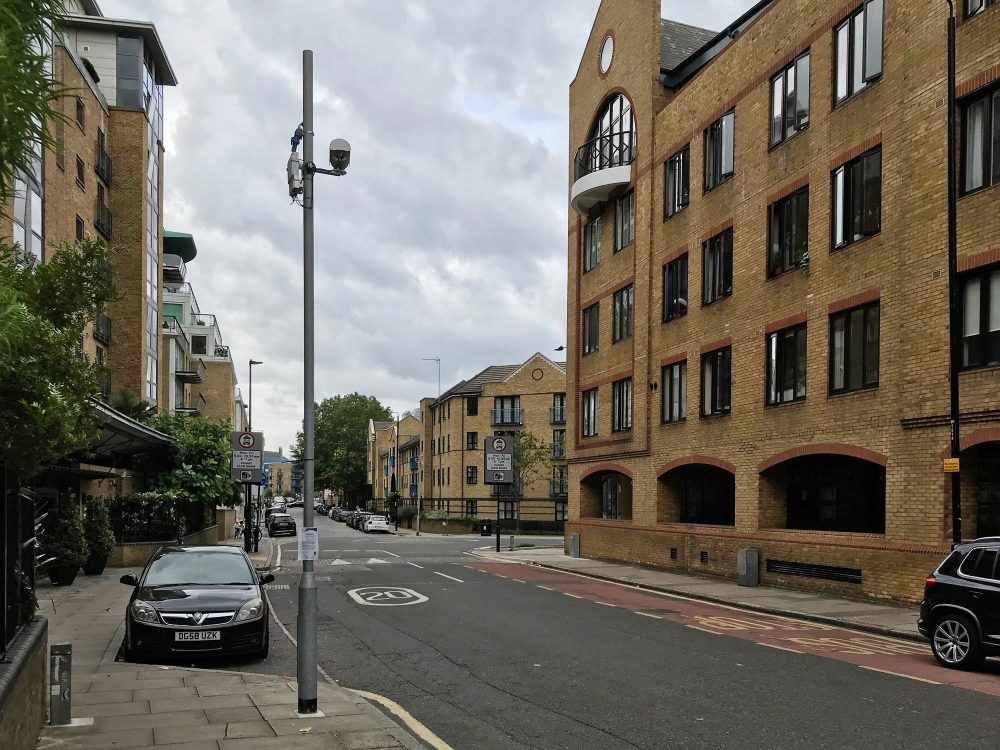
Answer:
[433,572,464,583]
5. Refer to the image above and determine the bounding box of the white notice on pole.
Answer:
[297,527,319,561]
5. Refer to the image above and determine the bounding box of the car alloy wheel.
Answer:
[931,614,984,670]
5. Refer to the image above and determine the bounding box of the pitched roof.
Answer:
[659,18,717,72]
[436,364,520,403]
[372,420,393,431]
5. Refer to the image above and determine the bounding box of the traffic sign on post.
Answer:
[231,431,264,484]
[484,435,513,485]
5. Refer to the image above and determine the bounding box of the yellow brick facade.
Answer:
[566,0,1000,602]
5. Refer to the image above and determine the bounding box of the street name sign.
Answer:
[484,435,513,485]
[231,431,264,484]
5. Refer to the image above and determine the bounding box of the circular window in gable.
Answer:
[600,35,614,74]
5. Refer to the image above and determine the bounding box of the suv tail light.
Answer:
[924,576,936,594]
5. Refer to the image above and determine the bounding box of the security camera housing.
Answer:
[329,138,351,175]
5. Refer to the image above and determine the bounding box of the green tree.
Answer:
[293,393,391,504]
[108,390,156,421]
[0,0,67,211]
[145,414,241,515]
[0,239,117,476]
[511,430,551,501]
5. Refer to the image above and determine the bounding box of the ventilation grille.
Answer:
[670,547,678,560]
[699,550,708,564]
[766,559,862,584]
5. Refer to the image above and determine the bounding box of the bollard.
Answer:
[49,643,72,726]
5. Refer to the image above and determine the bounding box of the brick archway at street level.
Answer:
[579,464,633,484]
[656,455,737,479]
[757,443,888,474]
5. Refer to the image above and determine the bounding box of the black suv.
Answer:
[918,537,1000,670]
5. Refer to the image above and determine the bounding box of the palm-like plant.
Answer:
[109,390,156,422]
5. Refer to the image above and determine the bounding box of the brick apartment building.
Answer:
[415,353,568,529]
[368,414,423,509]
[565,0,1000,602]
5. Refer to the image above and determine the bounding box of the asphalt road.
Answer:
[260,508,1000,750]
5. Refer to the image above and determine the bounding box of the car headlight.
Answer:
[131,600,159,624]
[236,597,264,622]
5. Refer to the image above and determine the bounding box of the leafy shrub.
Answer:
[83,498,116,557]
[40,492,88,567]
[398,505,416,521]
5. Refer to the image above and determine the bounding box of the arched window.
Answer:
[577,94,636,178]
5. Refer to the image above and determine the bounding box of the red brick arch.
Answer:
[656,456,736,479]
[960,428,1000,453]
[579,463,633,483]
[757,443,887,474]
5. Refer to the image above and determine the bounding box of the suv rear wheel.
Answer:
[931,613,984,670]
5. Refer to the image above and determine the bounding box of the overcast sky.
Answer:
[99,0,758,454]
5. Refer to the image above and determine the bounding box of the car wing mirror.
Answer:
[259,573,275,585]
[120,574,138,586]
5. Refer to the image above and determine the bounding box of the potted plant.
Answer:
[40,493,88,585]
[83,498,116,575]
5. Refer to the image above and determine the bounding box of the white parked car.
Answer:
[363,515,389,534]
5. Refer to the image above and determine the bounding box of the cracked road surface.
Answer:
[263,511,1000,749]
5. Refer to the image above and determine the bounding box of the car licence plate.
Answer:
[175,630,220,641]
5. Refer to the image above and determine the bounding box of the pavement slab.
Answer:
[152,723,227,745]
[225,720,278,739]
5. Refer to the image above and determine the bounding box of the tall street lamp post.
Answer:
[944,0,962,546]
[286,49,351,716]
[245,359,262,553]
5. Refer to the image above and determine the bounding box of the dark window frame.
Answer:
[75,215,85,242]
[611,377,633,433]
[768,187,810,277]
[466,466,477,485]
[704,110,735,192]
[75,97,85,129]
[612,284,633,342]
[76,156,86,189]
[615,190,635,251]
[833,0,884,107]
[960,265,1000,369]
[582,387,598,437]
[583,302,600,355]
[960,86,1000,195]
[664,145,690,219]
[661,360,687,423]
[829,301,881,393]
[583,216,601,272]
[831,146,881,250]
[466,432,478,450]
[467,397,478,416]
[701,346,732,418]
[663,254,689,322]
[770,51,811,147]
[965,0,998,21]
[702,228,734,305]
[766,324,808,406]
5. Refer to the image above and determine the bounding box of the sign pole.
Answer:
[496,496,500,553]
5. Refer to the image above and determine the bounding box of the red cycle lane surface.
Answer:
[466,562,1000,697]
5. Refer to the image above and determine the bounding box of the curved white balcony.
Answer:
[571,130,635,216]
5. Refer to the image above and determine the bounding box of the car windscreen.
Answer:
[143,550,255,586]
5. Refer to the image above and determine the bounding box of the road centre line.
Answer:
[510,578,525,583]
[563,593,582,599]
[537,585,554,591]
[635,611,661,619]
[595,601,616,607]
[859,666,941,685]
[382,551,401,558]
[408,562,425,569]
[756,642,803,654]
[433,572,464,583]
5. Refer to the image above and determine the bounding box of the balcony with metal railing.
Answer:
[96,366,111,398]
[570,129,635,215]
[94,311,111,345]
[175,392,206,416]
[161,315,189,348]
[551,442,565,460]
[95,201,113,240]
[550,479,568,497]
[163,253,186,284]
[95,146,113,186]
[176,356,204,384]
[549,406,566,424]
[491,408,523,426]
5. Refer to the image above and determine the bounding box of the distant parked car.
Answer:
[363,515,389,534]
[286,499,303,508]
[266,513,296,538]
[918,537,1000,670]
